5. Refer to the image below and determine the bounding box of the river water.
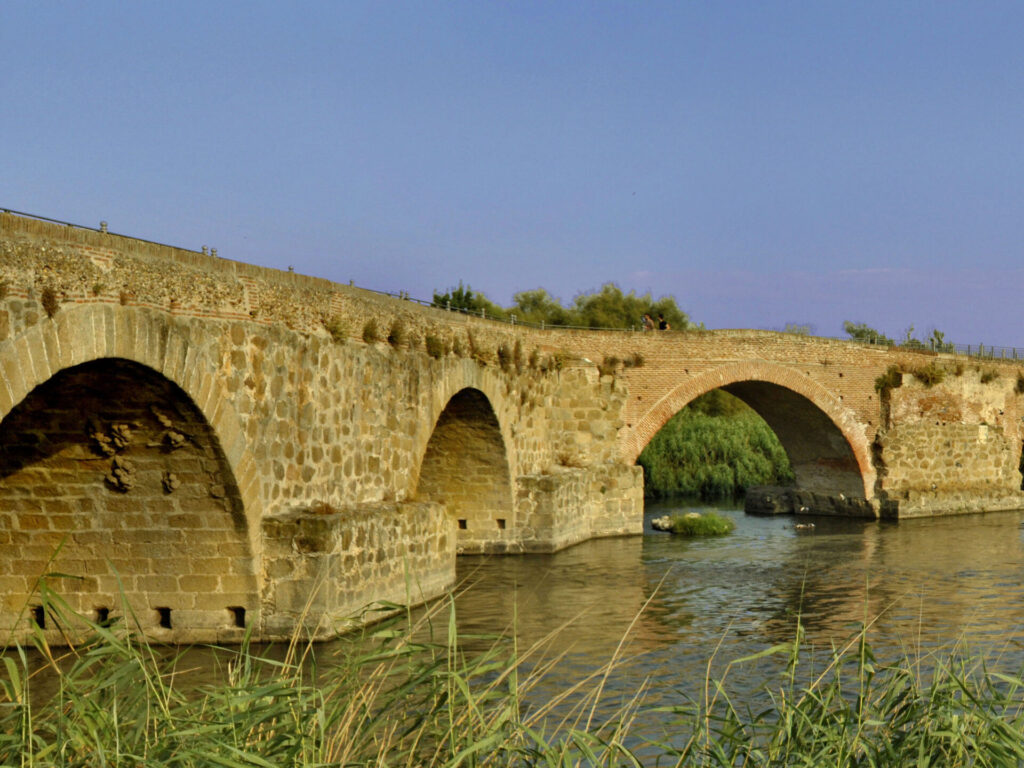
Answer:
[17,500,1024,738]
[442,500,1024,712]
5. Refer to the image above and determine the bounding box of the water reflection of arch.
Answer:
[755,512,1024,653]
[413,368,517,551]
[624,362,873,499]
[453,535,674,657]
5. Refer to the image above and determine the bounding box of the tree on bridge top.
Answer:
[843,321,894,346]
[569,283,690,330]
[435,281,691,330]
[510,288,572,326]
[432,281,507,320]
[844,321,955,352]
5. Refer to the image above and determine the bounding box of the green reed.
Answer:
[0,580,648,767]
[655,622,1024,767]
[5,579,1024,766]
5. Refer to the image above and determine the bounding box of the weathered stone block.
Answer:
[744,486,794,515]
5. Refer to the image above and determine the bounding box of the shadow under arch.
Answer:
[626,362,873,499]
[0,357,258,642]
[1019,444,1024,491]
[0,304,266,554]
[415,387,515,553]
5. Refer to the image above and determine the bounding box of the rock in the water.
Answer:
[651,515,674,531]
[745,486,877,519]
[744,486,794,516]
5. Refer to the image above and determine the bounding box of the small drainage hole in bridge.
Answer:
[95,607,111,626]
[228,606,246,628]
[30,606,45,629]
[496,518,506,530]
[156,607,173,629]
[458,519,467,530]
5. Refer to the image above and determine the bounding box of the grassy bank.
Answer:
[5,583,1024,766]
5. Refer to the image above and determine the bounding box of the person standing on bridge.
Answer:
[641,313,655,331]
[658,313,670,330]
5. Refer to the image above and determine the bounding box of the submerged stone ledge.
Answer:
[877,489,1024,519]
[744,485,877,519]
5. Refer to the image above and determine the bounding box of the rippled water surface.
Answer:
[23,501,1024,723]
[447,502,1024,705]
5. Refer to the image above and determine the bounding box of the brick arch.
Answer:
[624,361,874,499]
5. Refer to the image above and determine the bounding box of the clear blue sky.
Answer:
[4,2,1023,345]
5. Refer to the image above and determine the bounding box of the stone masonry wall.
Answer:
[517,463,644,552]
[260,501,453,640]
[0,213,644,641]
[875,366,1024,517]
[3,212,1024,641]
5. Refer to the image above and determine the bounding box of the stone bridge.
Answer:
[2,212,1022,644]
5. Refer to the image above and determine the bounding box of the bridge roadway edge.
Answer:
[1,211,1023,643]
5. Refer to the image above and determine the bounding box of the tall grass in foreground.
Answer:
[5,582,1024,766]
[0,580,649,766]
[658,625,1024,767]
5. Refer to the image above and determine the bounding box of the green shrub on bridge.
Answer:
[434,280,692,330]
[362,318,382,344]
[875,365,903,393]
[324,316,348,344]
[424,334,446,359]
[387,318,406,347]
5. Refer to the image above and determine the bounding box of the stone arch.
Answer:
[1019,442,1024,491]
[415,384,515,553]
[0,304,263,538]
[409,361,520,491]
[0,357,258,643]
[0,304,263,642]
[624,361,874,499]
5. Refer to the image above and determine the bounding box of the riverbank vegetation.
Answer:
[638,390,794,500]
[6,583,1024,766]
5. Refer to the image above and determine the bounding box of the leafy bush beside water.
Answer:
[654,511,736,536]
[639,390,795,500]
[670,511,735,536]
